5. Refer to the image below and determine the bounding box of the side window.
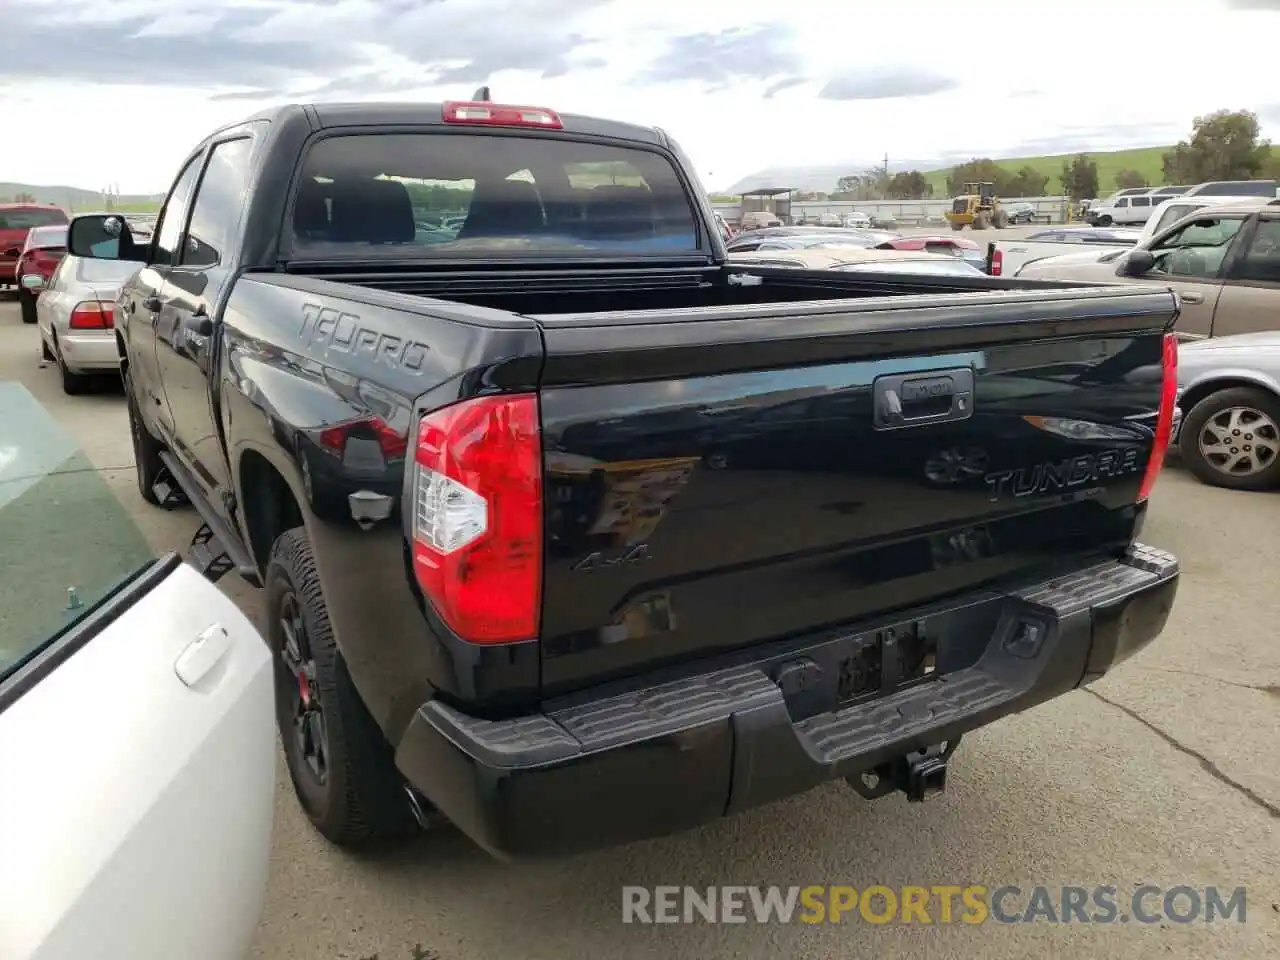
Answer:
[151,156,205,267]
[181,138,253,269]
[1115,198,1129,208]
[1153,204,1202,236]
[1132,196,1150,208]
[1231,218,1280,283]
[1150,216,1246,279]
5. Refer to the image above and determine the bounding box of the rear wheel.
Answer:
[267,528,422,846]
[19,290,37,324]
[53,336,89,395]
[1179,387,1280,491]
[992,210,1009,229]
[1096,215,1113,226]
[126,370,167,505]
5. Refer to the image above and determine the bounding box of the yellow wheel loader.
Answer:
[944,181,1009,230]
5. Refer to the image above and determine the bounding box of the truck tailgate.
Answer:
[534,286,1177,694]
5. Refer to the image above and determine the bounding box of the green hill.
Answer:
[0,182,164,213]
[921,145,1280,197]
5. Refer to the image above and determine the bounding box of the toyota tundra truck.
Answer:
[65,96,1181,860]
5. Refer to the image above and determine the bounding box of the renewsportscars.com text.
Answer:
[621,885,1248,925]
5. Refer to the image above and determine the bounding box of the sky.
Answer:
[2,0,1279,195]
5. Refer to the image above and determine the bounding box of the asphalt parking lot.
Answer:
[1,282,1277,959]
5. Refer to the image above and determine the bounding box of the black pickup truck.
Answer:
[66,96,1181,859]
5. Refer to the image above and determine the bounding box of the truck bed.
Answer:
[251,267,1177,698]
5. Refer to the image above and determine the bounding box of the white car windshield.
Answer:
[0,384,154,681]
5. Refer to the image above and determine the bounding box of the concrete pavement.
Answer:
[1,294,1276,960]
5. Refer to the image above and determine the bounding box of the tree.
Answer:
[946,159,1006,197]
[1004,165,1050,198]
[886,170,931,199]
[1114,169,1148,189]
[1161,109,1273,184]
[1060,154,1100,200]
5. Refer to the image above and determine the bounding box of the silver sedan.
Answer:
[1173,332,1280,490]
[36,255,140,394]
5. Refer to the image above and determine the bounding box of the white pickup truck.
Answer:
[986,226,1142,277]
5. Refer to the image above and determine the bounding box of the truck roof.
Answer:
[236,101,665,146]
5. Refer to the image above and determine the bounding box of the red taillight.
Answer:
[411,394,542,644]
[69,300,114,330]
[318,417,408,461]
[1138,333,1178,501]
[442,101,563,129]
[990,248,1003,276]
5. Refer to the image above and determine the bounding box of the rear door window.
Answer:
[290,133,701,258]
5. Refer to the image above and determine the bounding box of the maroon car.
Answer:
[2,203,69,295]
[14,224,69,324]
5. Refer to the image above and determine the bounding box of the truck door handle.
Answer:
[1178,291,1204,305]
[143,295,162,312]
[873,368,975,431]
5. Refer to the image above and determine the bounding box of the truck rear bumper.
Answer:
[395,543,1178,859]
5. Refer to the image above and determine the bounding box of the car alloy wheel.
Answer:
[1195,405,1279,480]
[277,590,329,785]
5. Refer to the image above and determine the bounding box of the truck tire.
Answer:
[972,213,990,230]
[950,221,965,231]
[1178,386,1280,491]
[126,372,168,505]
[992,210,1009,229]
[19,290,37,324]
[266,528,421,846]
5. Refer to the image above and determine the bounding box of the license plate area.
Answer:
[836,619,938,706]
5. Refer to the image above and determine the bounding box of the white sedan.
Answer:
[0,380,275,960]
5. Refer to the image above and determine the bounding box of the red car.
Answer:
[2,203,69,295]
[14,223,69,324]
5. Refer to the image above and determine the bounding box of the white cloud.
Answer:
[0,0,1275,195]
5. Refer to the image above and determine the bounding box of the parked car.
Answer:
[1019,199,1280,340]
[869,213,898,229]
[726,226,899,252]
[14,225,67,324]
[843,211,872,228]
[1172,332,1280,490]
[728,233,884,253]
[740,211,784,230]
[876,234,986,272]
[1004,202,1037,225]
[36,245,144,393]
[0,384,275,960]
[730,247,989,277]
[988,226,1143,277]
[1013,195,1272,278]
[0,204,68,293]
[67,95,1179,861]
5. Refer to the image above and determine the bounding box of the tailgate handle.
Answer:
[873,368,974,431]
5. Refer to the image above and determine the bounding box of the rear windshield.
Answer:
[0,208,69,229]
[290,133,702,258]
[25,225,67,249]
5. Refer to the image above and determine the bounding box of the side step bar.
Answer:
[157,451,261,587]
